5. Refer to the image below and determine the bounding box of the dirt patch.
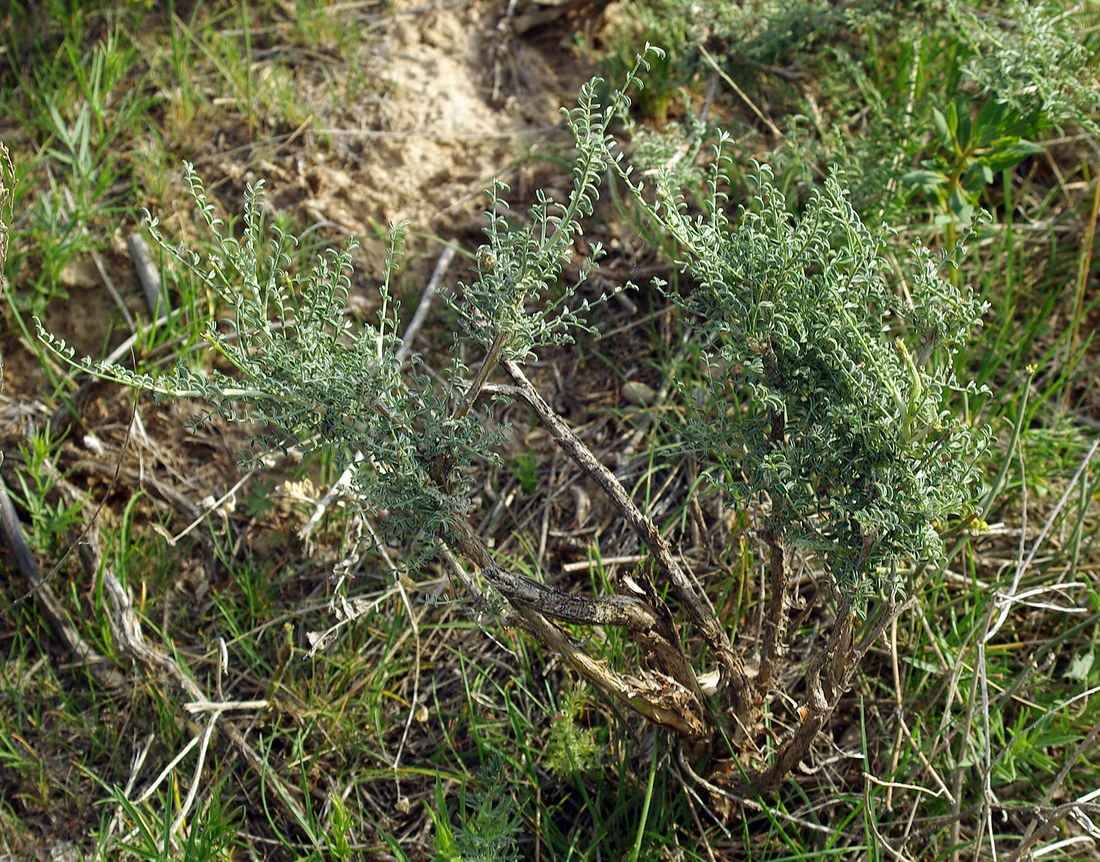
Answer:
[202,1,590,281]
[357,5,562,226]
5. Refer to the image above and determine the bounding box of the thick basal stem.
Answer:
[517,604,709,739]
[757,406,789,695]
[739,595,900,796]
[448,520,709,738]
[450,519,661,632]
[757,532,786,693]
[501,360,750,712]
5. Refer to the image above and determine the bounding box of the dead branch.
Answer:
[0,475,126,690]
[501,360,751,714]
[448,517,709,738]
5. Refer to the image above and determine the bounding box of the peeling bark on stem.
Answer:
[732,594,900,796]
[448,519,709,738]
[501,360,751,715]
[516,604,709,739]
[449,519,658,632]
[757,530,787,693]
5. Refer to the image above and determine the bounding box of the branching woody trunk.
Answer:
[432,347,900,794]
[448,514,711,739]
[757,404,789,696]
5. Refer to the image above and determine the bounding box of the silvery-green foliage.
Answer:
[36,42,992,608]
[948,0,1099,134]
[453,61,656,361]
[37,164,492,547]
[609,140,990,599]
[628,118,707,195]
[34,55,658,552]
